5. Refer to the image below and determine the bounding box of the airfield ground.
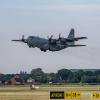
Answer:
[0,85,100,100]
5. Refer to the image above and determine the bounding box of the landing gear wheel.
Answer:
[40,48,46,52]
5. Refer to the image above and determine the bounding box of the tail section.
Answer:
[67,28,87,41]
[68,28,75,39]
[67,28,75,45]
[67,28,87,47]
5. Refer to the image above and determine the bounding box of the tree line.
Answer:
[0,68,100,84]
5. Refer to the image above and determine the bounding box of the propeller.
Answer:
[57,34,67,44]
[58,33,61,40]
[22,35,24,41]
[21,35,27,42]
[47,35,57,45]
[47,35,53,43]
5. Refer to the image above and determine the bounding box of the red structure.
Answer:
[9,75,24,85]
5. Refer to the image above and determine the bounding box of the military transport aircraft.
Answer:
[12,28,87,52]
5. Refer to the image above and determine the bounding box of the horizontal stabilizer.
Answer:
[66,37,87,42]
[74,37,87,40]
[68,44,86,47]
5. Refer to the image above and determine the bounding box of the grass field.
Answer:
[0,85,100,100]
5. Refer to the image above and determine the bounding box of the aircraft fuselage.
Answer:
[27,36,67,51]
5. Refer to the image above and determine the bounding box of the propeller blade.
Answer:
[22,35,25,41]
[22,35,24,40]
[47,35,53,39]
[59,33,61,37]
[48,35,53,41]
[50,35,53,39]
[47,36,49,39]
[58,33,61,40]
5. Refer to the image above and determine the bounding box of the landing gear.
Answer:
[27,44,35,48]
[27,44,32,48]
[40,48,46,52]
[29,45,32,48]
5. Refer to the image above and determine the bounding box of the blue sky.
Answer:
[0,0,100,73]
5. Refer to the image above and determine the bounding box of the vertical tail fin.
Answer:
[67,28,75,45]
[68,28,75,39]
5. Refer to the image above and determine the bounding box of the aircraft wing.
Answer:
[12,40,22,42]
[12,35,27,43]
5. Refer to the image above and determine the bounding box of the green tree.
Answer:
[74,70,85,83]
[30,68,44,83]
[81,75,97,83]
[57,69,72,82]
[94,70,100,76]
[30,68,44,76]
[19,71,29,82]
[85,71,94,76]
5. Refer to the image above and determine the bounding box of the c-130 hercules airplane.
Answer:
[12,28,87,52]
